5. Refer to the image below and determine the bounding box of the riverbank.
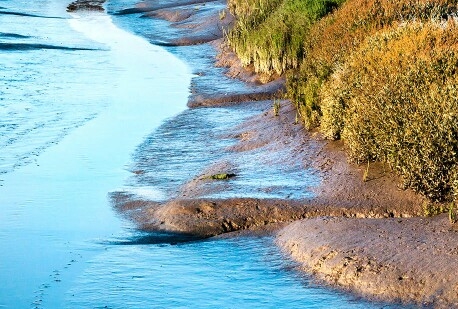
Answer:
[108,0,458,308]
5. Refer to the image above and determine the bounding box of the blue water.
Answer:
[0,1,405,308]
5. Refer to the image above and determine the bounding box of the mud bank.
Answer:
[114,100,424,236]
[277,216,458,308]
[67,0,105,12]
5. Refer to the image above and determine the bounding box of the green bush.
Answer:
[227,0,344,76]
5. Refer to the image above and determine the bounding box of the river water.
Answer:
[0,1,404,308]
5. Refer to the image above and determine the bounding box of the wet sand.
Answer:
[108,0,458,307]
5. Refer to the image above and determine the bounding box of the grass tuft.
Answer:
[449,203,457,223]
[227,0,344,77]
[273,100,281,116]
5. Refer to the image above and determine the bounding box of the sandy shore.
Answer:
[106,0,458,307]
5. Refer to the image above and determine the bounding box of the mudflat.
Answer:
[109,0,458,307]
[67,0,105,12]
[277,216,458,308]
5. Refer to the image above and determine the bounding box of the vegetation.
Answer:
[273,100,281,116]
[449,202,457,223]
[288,0,458,128]
[423,201,449,217]
[227,0,344,75]
[209,173,236,180]
[227,0,458,203]
[322,21,458,201]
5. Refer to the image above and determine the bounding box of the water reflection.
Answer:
[104,231,204,246]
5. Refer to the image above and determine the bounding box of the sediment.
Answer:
[277,216,458,308]
[114,100,424,236]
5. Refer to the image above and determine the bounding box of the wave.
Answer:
[0,10,65,19]
[0,42,99,51]
[0,32,31,38]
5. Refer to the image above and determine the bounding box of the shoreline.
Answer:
[99,0,458,307]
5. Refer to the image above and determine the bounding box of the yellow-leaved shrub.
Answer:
[321,21,458,201]
[288,0,458,129]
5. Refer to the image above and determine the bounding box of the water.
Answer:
[0,1,404,308]
[126,103,319,201]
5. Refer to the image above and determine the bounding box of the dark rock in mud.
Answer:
[67,0,105,12]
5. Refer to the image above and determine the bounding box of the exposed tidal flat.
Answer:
[111,0,458,308]
[0,1,405,309]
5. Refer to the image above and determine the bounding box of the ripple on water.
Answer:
[65,235,405,309]
[0,5,111,175]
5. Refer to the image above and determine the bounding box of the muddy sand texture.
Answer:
[115,101,424,237]
[277,216,458,308]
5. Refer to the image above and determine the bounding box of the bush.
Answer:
[288,0,458,128]
[321,21,458,201]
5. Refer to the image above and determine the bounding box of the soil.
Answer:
[277,216,458,308]
[111,0,458,307]
[115,99,424,237]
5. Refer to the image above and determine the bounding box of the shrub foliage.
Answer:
[288,0,458,128]
[321,22,458,201]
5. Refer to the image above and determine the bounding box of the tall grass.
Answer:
[227,0,344,76]
[321,21,458,201]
